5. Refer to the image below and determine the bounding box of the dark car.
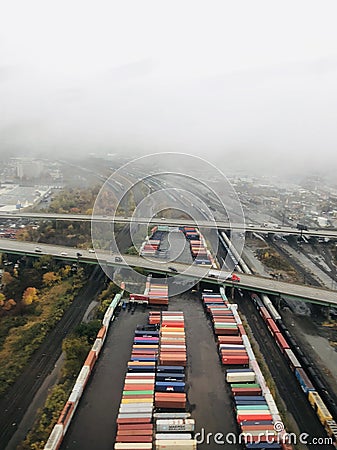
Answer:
[168,266,178,273]
[76,252,82,257]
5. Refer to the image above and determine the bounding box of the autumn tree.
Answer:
[3,299,16,311]
[22,287,39,306]
[0,293,6,307]
[2,271,14,286]
[42,272,60,286]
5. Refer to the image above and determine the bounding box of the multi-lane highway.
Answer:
[1,211,337,237]
[0,239,336,306]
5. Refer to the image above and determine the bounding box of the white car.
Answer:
[60,252,68,256]
[88,248,95,253]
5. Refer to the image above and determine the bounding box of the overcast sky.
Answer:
[1,1,337,175]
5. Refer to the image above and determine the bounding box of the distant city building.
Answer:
[16,158,44,179]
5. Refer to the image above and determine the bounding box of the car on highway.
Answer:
[60,252,68,256]
[208,269,240,282]
[88,248,95,253]
[76,252,82,257]
[168,266,178,273]
[230,273,240,282]
[115,256,123,262]
[34,247,42,253]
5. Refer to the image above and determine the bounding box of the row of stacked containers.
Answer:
[150,311,197,449]
[179,226,214,267]
[148,279,169,307]
[140,226,168,257]
[114,320,159,449]
[44,292,124,450]
[130,277,169,307]
[202,288,293,450]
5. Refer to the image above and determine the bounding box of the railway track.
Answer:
[0,267,104,450]
[236,291,335,450]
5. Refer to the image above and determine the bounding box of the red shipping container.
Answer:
[231,388,262,396]
[218,336,243,344]
[118,424,153,431]
[275,332,290,352]
[84,350,97,371]
[237,414,272,423]
[116,435,152,443]
[117,418,152,424]
[97,326,107,340]
[123,384,154,391]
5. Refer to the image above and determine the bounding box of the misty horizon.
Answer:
[1,1,337,178]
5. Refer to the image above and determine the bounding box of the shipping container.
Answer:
[154,413,191,419]
[274,333,289,353]
[284,349,301,370]
[156,419,195,433]
[57,401,75,434]
[155,434,192,440]
[75,365,90,388]
[266,318,280,336]
[226,371,255,383]
[97,325,107,340]
[84,350,97,371]
[154,439,197,449]
[308,391,333,424]
[44,424,63,450]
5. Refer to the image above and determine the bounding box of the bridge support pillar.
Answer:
[230,286,235,300]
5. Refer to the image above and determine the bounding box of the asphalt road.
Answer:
[1,266,104,450]
[1,212,337,238]
[0,239,336,305]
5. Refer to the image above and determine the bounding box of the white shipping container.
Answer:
[126,373,156,378]
[272,414,282,424]
[265,393,280,416]
[156,434,192,440]
[226,372,255,383]
[284,348,301,369]
[155,439,197,449]
[124,379,155,384]
[68,386,82,404]
[118,413,152,419]
[119,403,153,409]
[114,444,152,449]
[103,309,114,327]
[246,347,256,362]
[249,360,268,392]
[156,419,195,433]
[154,413,191,419]
[44,424,63,450]
[119,407,153,414]
[230,307,242,325]
[75,365,90,387]
[91,338,103,356]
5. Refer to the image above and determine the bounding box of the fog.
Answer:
[1,1,337,176]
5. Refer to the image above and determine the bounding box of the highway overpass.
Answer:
[1,212,337,238]
[0,240,336,306]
